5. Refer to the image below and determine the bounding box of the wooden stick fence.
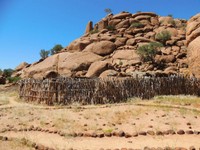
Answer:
[18,76,200,105]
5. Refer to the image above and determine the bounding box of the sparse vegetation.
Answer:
[40,49,49,59]
[7,76,21,83]
[137,42,163,62]
[131,22,144,28]
[155,30,171,45]
[90,29,99,34]
[106,25,115,31]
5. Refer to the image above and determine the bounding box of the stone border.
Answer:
[1,126,200,139]
[0,135,199,150]
[0,135,55,150]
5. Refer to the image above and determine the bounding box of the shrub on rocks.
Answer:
[131,22,144,28]
[137,42,163,62]
[155,30,171,45]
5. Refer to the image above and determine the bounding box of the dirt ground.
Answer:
[0,85,200,150]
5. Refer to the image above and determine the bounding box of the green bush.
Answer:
[3,69,13,78]
[131,22,144,28]
[40,49,49,59]
[137,42,163,62]
[155,30,171,45]
[50,44,63,55]
[7,76,21,83]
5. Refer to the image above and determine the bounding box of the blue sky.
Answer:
[0,0,199,69]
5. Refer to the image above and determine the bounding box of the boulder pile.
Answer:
[14,11,197,79]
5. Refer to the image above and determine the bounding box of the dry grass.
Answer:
[0,139,34,150]
[153,95,200,107]
[0,93,9,105]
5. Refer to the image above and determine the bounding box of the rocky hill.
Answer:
[13,11,200,79]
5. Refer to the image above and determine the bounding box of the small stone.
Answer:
[35,144,45,150]
[132,132,138,137]
[59,132,65,136]
[175,147,187,150]
[105,132,112,137]
[156,131,163,136]
[167,129,176,135]
[177,130,185,135]
[163,130,169,135]
[118,131,125,137]
[185,130,193,134]
[91,132,97,138]
[0,136,3,140]
[112,131,118,136]
[138,131,147,136]
[77,132,83,137]
[186,122,191,126]
[83,133,91,137]
[53,130,58,134]
[125,133,132,138]
[147,130,155,136]
[148,125,153,128]
[71,132,77,137]
[144,147,151,150]
[193,130,199,135]
[98,133,104,138]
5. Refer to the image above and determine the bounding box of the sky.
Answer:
[0,0,200,70]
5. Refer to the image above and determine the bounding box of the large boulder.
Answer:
[22,54,60,79]
[22,52,102,79]
[15,62,29,71]
[186,13,200,78]
[99,69,118,78]
[113,12,132,19]
[132,12,157,18]
[85,61,110,77]
[67,39,91,52]
[83,41,116,56]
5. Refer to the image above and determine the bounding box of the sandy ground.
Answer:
[0,85,200,149]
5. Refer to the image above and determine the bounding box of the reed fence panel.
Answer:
[18,76,200,105]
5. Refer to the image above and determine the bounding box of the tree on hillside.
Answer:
[50,44,63,55]
[3,69,14,78]
[104,8,112,15]
[40,49,50,59]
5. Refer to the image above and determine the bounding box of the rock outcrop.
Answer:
[186,13,200,78]
[15,11,191,79]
